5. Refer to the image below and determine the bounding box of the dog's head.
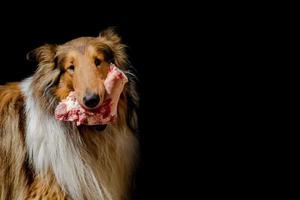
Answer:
[28,28,138,131]
[28,28,128,110]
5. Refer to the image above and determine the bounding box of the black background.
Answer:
[1,2,259,199]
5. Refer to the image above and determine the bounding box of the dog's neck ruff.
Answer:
[20,77,112,200]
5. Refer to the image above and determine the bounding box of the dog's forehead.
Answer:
[58,37,99,54]
[64,36,94,45]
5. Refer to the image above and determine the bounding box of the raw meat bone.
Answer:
[54,63,128,126]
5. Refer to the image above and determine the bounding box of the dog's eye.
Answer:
[67,65,75,73]
[95,58,102,67]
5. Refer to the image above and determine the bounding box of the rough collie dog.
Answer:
[0,28,139,200]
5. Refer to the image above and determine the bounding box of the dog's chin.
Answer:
[94,124,107,131]
[84,124,107,132]
[78,123,107,132]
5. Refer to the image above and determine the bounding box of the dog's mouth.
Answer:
[79,124,107,133]
[79,101,102,111]
[93,124,107,132]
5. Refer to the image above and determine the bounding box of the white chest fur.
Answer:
[20,78,113,200]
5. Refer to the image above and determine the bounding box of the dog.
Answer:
[0,28,139,200]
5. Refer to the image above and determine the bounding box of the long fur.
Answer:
[0,28,139,200]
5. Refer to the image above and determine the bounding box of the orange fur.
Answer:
[26,172,70,200]
[0,83,28,200]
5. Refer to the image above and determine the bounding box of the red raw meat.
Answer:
[54,64,128,126]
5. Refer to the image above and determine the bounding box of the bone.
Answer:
[54,64,128,126]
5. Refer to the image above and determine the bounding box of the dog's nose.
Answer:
[83,93,100,109]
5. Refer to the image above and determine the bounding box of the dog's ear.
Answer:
[99,27,122,44]
[98,27,128,67]
[27,44,57,64]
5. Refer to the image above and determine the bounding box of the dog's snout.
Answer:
[83,93,100,109]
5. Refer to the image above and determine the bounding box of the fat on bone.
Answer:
[54,64,128,126]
